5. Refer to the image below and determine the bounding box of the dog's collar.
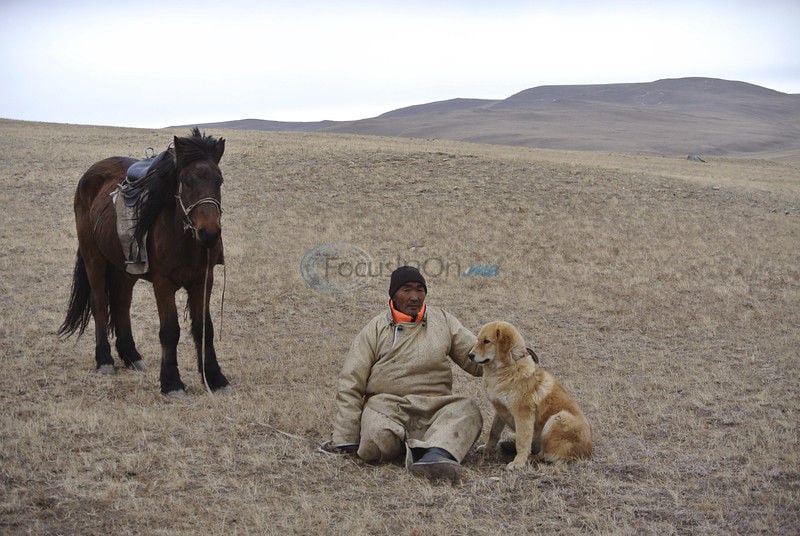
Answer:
[511,345,539,363]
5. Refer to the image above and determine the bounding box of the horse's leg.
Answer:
[83,254,115,374]
[110,273,145,371]
[153,277,185,396]
[187,278,230,393]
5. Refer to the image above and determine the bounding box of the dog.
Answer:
[469,321,592,469]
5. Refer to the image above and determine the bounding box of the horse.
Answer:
[59,128,230,397]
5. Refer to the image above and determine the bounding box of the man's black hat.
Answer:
[389,266,427,298]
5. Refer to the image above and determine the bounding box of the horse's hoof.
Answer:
[97,364,116,375]
[129,360,146,372]
[214,385,234,395]
[164,389,187,399]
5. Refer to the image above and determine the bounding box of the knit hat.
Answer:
[389,266,427,298]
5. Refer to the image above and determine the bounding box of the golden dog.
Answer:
[469,321,592,469]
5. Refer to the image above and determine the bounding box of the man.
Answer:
[323,266,483,483]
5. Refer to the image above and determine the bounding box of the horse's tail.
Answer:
[58,251,92,338]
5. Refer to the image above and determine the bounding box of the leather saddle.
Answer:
[122,149,172,207]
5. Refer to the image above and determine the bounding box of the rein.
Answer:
[201,249,212,394]
[180,234,226,394]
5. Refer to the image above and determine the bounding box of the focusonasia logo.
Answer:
[299,243,501,294]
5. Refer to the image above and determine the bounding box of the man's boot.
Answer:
[409,447,462,483]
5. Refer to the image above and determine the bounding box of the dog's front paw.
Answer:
[505,458,528,471]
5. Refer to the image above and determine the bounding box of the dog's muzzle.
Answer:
[468,352,490,364]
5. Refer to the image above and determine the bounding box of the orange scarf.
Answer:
[390,300,426,323]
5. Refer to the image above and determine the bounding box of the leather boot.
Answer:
[409,447,462,483]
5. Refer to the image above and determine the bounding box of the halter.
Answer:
[175,181,223,233]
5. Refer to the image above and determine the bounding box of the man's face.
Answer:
[393,282,426,318]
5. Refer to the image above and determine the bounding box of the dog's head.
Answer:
[468,321,529,369]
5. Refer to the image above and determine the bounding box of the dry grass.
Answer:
[1,118,798,535]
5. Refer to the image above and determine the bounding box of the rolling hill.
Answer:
[182,77,800,160]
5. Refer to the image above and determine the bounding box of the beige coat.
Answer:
[332,306,483,462]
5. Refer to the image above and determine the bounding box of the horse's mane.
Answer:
[133,147,176,242]
[133,128,222,241]
[176,127,223,167]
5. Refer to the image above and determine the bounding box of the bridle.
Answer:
[175,180,223,233]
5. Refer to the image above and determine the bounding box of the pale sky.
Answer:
[1,0,798,128]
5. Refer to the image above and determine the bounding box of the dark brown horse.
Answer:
[59,128,230,396]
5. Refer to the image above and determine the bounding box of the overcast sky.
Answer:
[1,0,798,128]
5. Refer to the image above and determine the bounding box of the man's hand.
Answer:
[318,440,358,455]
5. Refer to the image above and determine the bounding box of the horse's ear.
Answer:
[173,136,185,167]
[214,137,225,164]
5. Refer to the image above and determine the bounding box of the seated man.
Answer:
[324,266,483,482]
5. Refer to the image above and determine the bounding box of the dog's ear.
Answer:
[495,327,504,352]
[496,326,512,355]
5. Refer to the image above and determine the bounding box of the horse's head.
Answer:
[173,129,225,248]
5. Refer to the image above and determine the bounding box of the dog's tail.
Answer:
[540,411,593,462]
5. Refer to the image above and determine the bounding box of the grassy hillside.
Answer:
[184,78,800,162]
[1,119,798,534]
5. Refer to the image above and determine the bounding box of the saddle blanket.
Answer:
[111,180,149,275]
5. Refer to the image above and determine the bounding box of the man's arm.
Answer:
[444,310,482,377]
[331,321,378,445]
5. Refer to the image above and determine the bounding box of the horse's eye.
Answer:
[483,339,490,344]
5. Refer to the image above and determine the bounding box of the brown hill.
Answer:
[182,77,800,160]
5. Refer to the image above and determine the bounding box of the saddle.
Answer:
[120,148,172,207]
